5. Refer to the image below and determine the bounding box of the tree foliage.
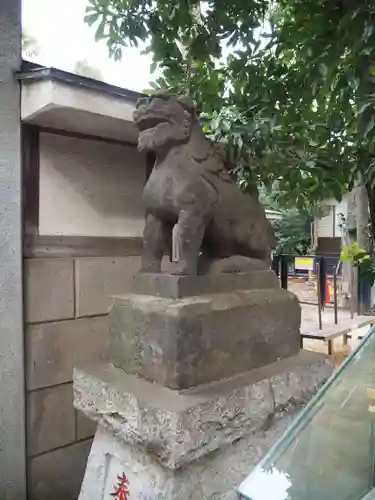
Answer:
[260,187,321,255]
[269,0,375,235]
[272,209,312,255]
[73,59,104,80]
[84,0,375,233]
[22,29,40,59]
[84,0,268,111]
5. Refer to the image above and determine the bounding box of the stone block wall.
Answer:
[24,255,141,500]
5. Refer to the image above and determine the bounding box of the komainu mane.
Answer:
[133,90,276,275]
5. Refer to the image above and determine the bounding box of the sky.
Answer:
[21,0,155,91]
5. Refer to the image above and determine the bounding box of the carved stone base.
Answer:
[74,352,333,500]
[110,272,301,390]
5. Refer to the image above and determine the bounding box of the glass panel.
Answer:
[361,489,375,500]
[238,325,375,500]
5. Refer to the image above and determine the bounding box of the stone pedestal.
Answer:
[110,271,301,389]
[74,272,333,499]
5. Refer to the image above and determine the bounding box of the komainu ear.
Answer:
[136,96,151,108]
[177,95,196,114]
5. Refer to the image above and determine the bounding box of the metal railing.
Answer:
[272,253,372,330]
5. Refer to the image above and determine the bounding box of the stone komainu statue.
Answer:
[133,90,276,275]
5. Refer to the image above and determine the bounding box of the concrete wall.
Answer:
[24,132,150,498]
[25,254,142,499]
[0,1,27,499]
[24,252,174,499]
[39,132,145,237]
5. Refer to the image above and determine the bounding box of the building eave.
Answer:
[17,60,144,143]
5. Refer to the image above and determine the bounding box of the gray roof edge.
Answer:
[16,60,146,102]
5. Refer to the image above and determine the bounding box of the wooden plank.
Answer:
[301,326,351,341]
[301,316,375,342]
[346,318,375,340]
[324,326,352,341]
[356,317,375,328]
[24,235,143,258]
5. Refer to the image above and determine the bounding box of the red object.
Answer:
[111,473,129,500]
[325,278,330,305]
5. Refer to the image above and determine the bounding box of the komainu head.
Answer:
[133,90,196,152]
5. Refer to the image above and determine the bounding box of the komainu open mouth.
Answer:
[135,113,170,131]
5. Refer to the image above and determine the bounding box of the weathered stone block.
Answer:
[81,423,292,500]
[27,384,75,456]
[110,278,301,389]
[28,439,92,500]
[26,316,109,390]
[75,256,141,317]
[133,270,280,298]
[74,352,333,499]
[25,258,74,323]
[75,352,331,470]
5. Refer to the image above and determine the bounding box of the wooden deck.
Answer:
[300,315,375,356]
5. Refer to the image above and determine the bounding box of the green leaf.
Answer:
[95,20,106,41]
[84,13,99,26]
[364,116,375,138]
[319,63,328,77]
[355,102,371,117]
[220,119,231,132]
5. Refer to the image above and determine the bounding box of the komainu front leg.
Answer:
[141,214,169,273]
[173,209,207,275]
